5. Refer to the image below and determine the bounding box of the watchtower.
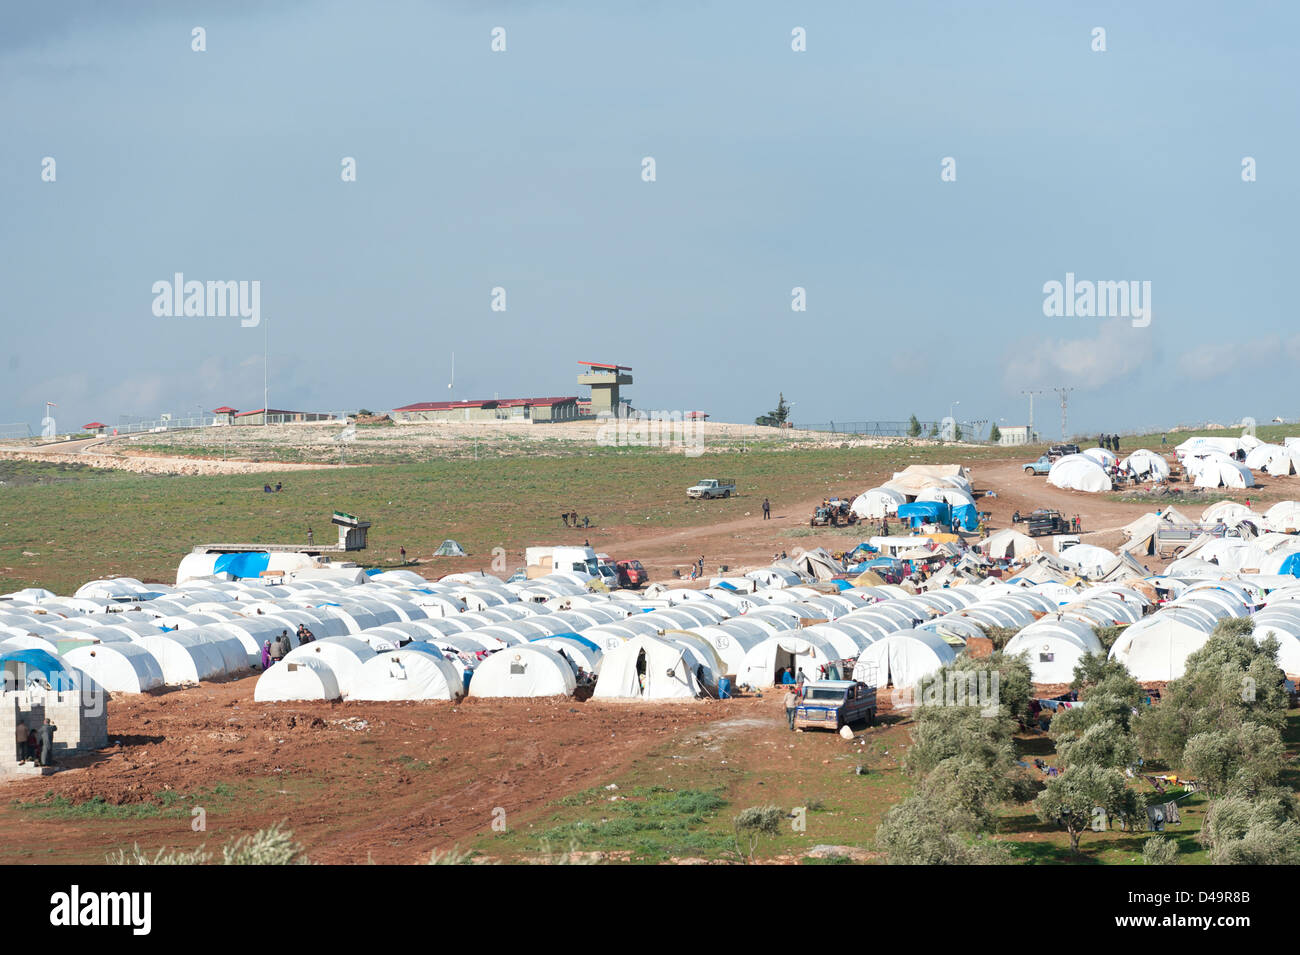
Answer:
[577,361,633,418]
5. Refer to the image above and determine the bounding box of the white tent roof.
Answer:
[283,636,376,698]
[850,487,906,519]
[1119,449,1171,479]
[590,633,706,699]
[62,642,165,693]
[1108,615,1214,681]
[1047,455,1113,493]
[851,628,956,688]
[254,657,341,702]
[350,647,463,701]
[469,644,577,698]
[1082,447,1118,467]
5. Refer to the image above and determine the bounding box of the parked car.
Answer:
[616,559,649,588]
[687,477,736,499]
[1048,444,1081,459]
[1023,508,1070,537]
[794,680,877,731]
[1023,455,1053,475]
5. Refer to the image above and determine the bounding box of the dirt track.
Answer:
[0,677,767,864]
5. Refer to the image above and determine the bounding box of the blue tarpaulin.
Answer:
[1280,553,1300,577]
[898,501,950,527]
[530,632,603,653]
[952,503,979,531]
[0,648,77,691]
[213,552,271,579]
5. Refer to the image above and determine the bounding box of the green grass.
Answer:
[0,442,1012,593]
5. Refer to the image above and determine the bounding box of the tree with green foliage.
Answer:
[1055,719,1138,771]
[1134,622,1287,766]
[1199,790,1300,865]
[1182,722,1285,798]
[908,414,922,438]
[875,787,1011,865]
[1142,835,1178,865]
[733,805,784,863]
[107,823,307,865]
[754,393,791,428]
[988,422,1001,444]
[1034,764,1139,855]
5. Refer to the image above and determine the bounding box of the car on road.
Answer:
[1023,455,1053,475]
[794,680,877,731]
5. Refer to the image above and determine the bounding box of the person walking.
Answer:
[37,718,56,767]
[784,684,800,731]
[762,498,771,520]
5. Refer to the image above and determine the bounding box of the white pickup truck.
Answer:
[687,478,736,499]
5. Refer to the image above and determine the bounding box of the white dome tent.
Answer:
[1004,620,1103,684]
[739,631,842,687]
[62,643,165,693]
[1047,455,1113,493]
[468,644,577,698]
[592,634,708,700]
[850,487,906,520]
[1082,447,1118,468]
[852,629,956,688]
[1108,614,1215,682]
[1119,450,1171,480]
[350,645,464,701]
[282,636,376,699]
[254,657,341,702]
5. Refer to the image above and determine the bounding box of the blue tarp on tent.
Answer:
[397,643,445,658]
[0,648,77,691]
[897,501,950,527]
[1279,553,1300,577]
[716,580,738,592]
[952,503,979,531]
[530,632,603,654]
[213,552,271,579]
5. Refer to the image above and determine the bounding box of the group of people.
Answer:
[1097,434,1121,453]
[261,481,284,493]
[560,512,591,528]
[781,669,808,730]
[260,625,316,669]
[688,554,706,579]
[14,717,57,767]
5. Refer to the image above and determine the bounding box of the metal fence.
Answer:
[0,422,33,440]
[794,420,990,441]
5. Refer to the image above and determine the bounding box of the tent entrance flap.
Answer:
[774,647,795,683]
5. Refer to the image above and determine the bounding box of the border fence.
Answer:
[794,420,992,441]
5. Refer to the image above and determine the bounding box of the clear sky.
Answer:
[2,1,1296,438]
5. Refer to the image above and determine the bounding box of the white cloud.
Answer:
[1003,320,1157,392]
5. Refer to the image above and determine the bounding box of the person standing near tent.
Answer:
[784,684,799,731]
[37,718,56,767]
[261,640,272,670]
[15,718,28,762]
[762,498,771,520]
[399,546,407,565]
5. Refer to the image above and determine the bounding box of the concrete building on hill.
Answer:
[392,397,581,423]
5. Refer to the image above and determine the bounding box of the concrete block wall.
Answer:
[0,689,109,770]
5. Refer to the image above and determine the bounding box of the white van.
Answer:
[524,545,600,577]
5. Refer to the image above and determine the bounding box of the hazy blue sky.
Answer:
[3,1,1297,438]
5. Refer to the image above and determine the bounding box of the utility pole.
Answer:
[1053,387,1074,441]
[263,311,269,426]
[1021,390,1042,442]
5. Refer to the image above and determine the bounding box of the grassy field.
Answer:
[0,442,1013,594]
[461,706,1286,864]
